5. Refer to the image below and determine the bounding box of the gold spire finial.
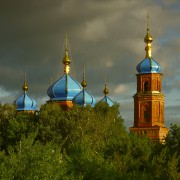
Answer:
[144,14,153,58]
[147,13,150,30]
[103,75,109,96]
[63,33,71,74]
[22,69,28,93]
[81,65,87,88]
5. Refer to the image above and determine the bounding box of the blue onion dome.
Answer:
[47,74,82,101]
[73,89,96,107]
[15,81,37,111]
[136,16,161,74]
[136,58,162,74]
[47,34,82,101]
[73,67,96,107]
[99,82,114,106]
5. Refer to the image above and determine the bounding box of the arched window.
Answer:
[143,105,150,123]
[144,81,149,91]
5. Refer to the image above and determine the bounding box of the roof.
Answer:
[15,93,37,111]
[136,57,161,74]
[100,96,114,107]
[47,74,82,101]
[73,89,96,107]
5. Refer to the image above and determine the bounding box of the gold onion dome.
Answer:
[22,81,28,92]
[103,83,109,96]
[144,28,153,43]
[81,66,87,88]
[81,80,87,88]
[103,76,109,95]
[144,27,153,58]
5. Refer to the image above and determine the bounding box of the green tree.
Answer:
[0,103,16,150]
[165,124,180,155]
[3,112,37,151]
[0,133,70,180]
[1,102,180,179]
[37,103,65,144]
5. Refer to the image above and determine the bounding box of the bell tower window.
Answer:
[144,81,149,91]
[143,105,149,123]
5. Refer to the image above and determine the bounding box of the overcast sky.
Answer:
[0,0,180,128]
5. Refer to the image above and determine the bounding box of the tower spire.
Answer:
[81,65,87,89]
[144,14,153,58]
[63,33,71,74]
[22,69,28,93]
[103,75,109,96]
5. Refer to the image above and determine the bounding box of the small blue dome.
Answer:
[73,89,96,107]
[47,74,82,101]
[15,93,37,111]
[136,57,161,74]
[100,96,114,107]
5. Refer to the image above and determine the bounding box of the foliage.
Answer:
[0,103,16,150]
[165,124,180,155]
[0,134,69,179]
[0,103,180,179]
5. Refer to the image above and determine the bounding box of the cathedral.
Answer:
[14,17,168,141]
[14,34,113,112]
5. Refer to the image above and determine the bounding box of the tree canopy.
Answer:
[0,102,179,179]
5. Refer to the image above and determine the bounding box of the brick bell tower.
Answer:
[129,16,169,141]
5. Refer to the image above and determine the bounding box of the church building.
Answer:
[129,17,169,141]
[13,17,169,141]
[46,34,113,109]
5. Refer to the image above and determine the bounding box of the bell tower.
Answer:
[129,16,169,141]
